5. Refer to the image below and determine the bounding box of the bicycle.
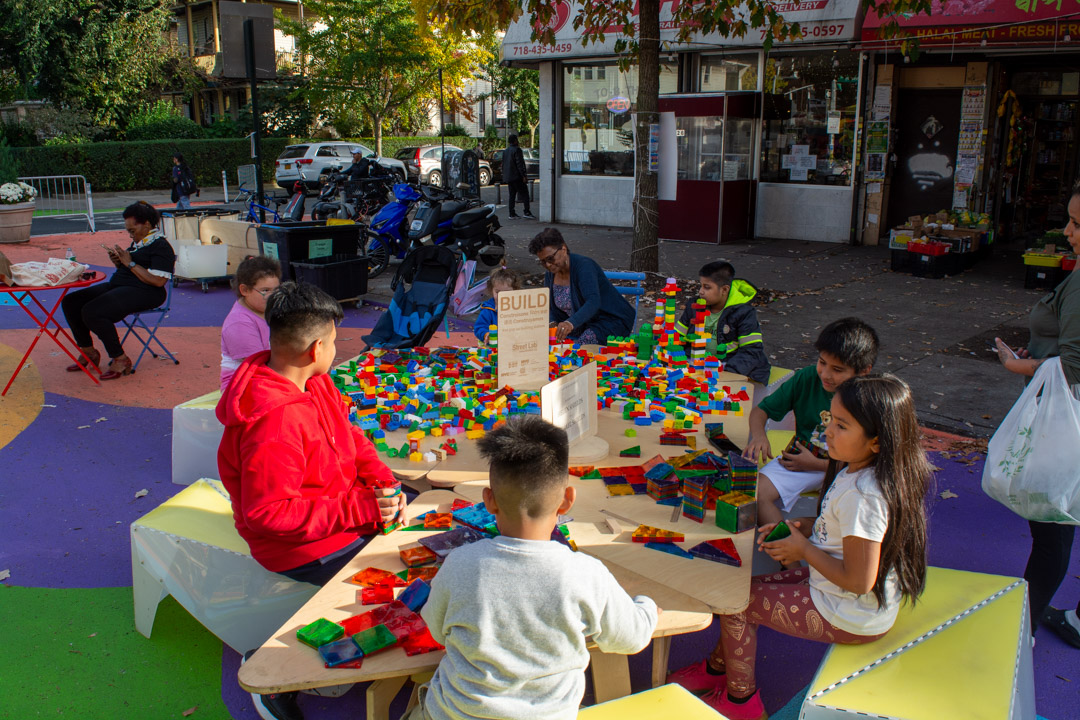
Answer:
[235,183,284,223]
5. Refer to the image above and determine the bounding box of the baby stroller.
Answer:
[362,245,459,350]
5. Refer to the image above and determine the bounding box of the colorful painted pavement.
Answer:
[1,233,1076,718]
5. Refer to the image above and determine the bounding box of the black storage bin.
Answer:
[291,254,369,301]
[1024,265,1063,290]
[256,221,363,280]
[890,249,913,273]
[910,251,961,279]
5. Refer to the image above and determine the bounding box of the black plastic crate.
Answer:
[291,254,368,301]
[910,251,961,279]
[256,221,363,280]
[1024,264,1063,290]
[890,249,913,273]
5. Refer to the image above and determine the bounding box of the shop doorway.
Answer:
[658,93,759,243]
[887,89,961,229]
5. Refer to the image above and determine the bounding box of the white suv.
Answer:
[274,142,407,193]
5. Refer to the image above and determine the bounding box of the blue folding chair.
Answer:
[120,283,179,372]
[604,271,647,315]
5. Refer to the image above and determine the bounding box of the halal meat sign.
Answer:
[606,96,632,114]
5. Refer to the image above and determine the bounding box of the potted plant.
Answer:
[0,181,38,244]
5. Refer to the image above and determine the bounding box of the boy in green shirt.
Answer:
[744,317,879,527]
[676,261,770,384]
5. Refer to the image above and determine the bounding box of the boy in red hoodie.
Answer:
[218,282,405,720]
[216,281,404,584]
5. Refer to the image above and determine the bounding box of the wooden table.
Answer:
[238,490,714,719]
[0,271,106,396]
[428,372,756,615]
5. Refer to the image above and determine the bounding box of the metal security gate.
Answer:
[17,175,96,232]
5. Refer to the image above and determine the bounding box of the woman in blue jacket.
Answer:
[528,228,636,344]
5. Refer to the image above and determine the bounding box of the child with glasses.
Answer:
[220,255,281,390]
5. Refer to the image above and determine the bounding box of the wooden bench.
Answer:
[800,567,1035,720]
[131,479,318,654]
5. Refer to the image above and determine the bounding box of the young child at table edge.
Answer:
[217,282,406,720]
[669,374,932,719]
[407,415,660,720]
[220,255,281,391]
[473,266,522,344]
[745,317,879,528]
[677,260,771,384]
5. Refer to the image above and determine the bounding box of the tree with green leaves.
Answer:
[0,0,202,133]
[277,0,487,155]
[415,0,931,273]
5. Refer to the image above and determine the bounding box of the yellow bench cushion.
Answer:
[134,479,248,555]
[579,684,724,719]
[805,567,1027,720]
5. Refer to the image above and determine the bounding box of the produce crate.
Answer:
[911,251,961,279]
[1024,265,1063,289]
[890,249,913,273]
[256,221,363,281]
[290,254,368,302]
[1063,256,1077,272]
[907,240,951,256]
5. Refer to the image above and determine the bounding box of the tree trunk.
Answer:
[372,113,383,155]
[630,0,660,273]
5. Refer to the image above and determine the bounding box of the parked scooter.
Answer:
[280,178,307,221]
[361,182,422,279]
[407,184,505,266]
[310,168,359,222]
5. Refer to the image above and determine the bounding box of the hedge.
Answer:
[10,135,495,192]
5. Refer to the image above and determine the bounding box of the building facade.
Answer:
[506,0,1080,246]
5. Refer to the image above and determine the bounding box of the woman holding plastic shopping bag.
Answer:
[987,183,1080,649]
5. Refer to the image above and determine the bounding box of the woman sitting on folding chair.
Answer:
[62,201,176,380]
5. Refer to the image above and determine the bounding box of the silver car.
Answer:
[275,142,407,192]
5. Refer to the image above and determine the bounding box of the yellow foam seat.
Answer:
[131,479,318,654]
[579,684,725,719]
[800,567,1035,720]
[172,389,224,485]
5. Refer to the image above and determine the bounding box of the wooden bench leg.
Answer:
[367,675,408,720]
[651,636,672,688]
[589,648,632,703]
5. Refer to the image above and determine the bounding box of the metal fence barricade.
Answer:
[17,175,96,233]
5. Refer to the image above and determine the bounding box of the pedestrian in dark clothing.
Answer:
[503,135,533,219]
[171,153,198,210]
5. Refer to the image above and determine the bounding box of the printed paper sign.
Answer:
[496,288,550,390]
[541,362,598,446]
[309,238,333,259]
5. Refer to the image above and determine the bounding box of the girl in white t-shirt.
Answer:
[668,374,932,720]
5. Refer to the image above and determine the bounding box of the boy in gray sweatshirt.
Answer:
[406,415,660,720]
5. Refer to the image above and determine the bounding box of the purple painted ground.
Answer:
[0,391,171,587]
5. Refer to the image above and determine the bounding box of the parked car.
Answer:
[489,148,540,184]
[275,142,407,193]
[394,145,493,187]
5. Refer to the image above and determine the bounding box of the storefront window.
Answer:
[562,59,679,176]
[759,51,860,186]
[700,54,760,92]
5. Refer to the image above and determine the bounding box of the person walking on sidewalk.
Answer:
[171,153,198,210]
[503,134,533,219]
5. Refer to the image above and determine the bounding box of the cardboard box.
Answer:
[889,228,915,250]
[200,218,259,275]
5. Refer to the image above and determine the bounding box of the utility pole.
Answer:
[244,18,265,222]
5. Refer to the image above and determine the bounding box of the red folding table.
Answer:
[1,271,106,396]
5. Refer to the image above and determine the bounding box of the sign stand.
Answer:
[541,362,609,462]
[496,288,550,391]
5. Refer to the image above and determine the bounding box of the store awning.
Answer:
[503,0,863,64]
[861,0,1080,48]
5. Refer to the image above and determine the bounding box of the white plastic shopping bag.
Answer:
[449,259,487,317]
[10,257,88,287]
[982,357,1080,524]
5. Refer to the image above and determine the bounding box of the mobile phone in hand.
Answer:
[990,338,1019,360]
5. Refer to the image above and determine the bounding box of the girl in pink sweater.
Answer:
[220,256,281,390]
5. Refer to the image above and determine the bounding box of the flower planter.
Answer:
[0,201,34,244]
